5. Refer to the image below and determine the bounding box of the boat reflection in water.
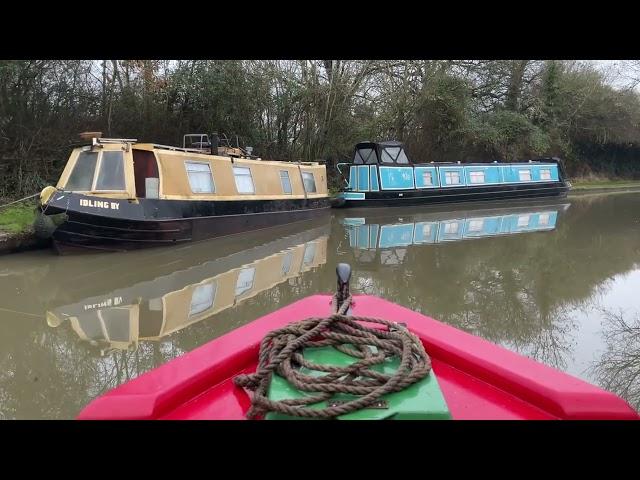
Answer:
[45,224,329,355]
[341,201,569,266]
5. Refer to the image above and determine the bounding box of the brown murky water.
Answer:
[1,192,640,419]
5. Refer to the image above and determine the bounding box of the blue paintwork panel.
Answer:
[379,224,415,247]
[348,225,369,249]
[349,166,356,190]
[369,224,379,246]
[413,222,438,243]
[357,166,370,191]
[348,223,381,249]
[414,166,439,188]
[342,217,365,227]
[339,192,365,200]
[379,167,415,190]
[438,167,466,188]
[370,166,379,191]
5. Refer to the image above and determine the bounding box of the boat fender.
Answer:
[33,211,68,239]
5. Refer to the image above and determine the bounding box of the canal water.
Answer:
[1,192,639,419]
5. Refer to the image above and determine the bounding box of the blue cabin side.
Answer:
[344,141,563,193]
[348,162,561,192]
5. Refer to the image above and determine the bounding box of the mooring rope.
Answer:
[0,193,40,210]
[233,294,432,419]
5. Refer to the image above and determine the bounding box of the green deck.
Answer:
[266,345,451,420]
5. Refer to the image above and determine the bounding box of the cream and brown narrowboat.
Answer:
[36,133,330,253]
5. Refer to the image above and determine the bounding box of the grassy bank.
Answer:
[571,179,640,191]
[0,202,36,234]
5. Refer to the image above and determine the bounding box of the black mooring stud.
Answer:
[336,263,352,286]
[336,263,352,289]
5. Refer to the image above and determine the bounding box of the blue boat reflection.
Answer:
[341,202,569,265]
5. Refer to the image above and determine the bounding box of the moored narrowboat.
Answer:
[333,141,571,208]
[35,133,330,253]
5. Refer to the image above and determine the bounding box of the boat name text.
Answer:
[84,297,123,310]
[80,199,120,210]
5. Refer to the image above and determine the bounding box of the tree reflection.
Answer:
[590,308,640,410]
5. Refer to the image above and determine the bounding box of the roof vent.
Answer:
[80,131,102,141]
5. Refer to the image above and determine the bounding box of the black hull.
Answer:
[335,182,570,209]
[41,194,331,254]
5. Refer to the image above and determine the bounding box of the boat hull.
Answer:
[77,294,639,420]
[40,192,331,253]
[335,181,570,209]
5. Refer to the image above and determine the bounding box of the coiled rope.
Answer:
[233,294,432,419]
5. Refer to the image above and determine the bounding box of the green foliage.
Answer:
[1,59,640,199]
[475,110,551,160]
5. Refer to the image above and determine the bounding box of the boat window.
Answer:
[517,215,530,227]
[95,151,126,190]
[185,161,215,194]
[540,169,552,180]
[77,314,106,341]
[99,308,131,342]
[422,171,433,185]
[396,150,409,164]
[444,222,459,234]
[539,213,550,226]
[519,170,532,181]
[235,267,256,297]
[469,171,485,184]
[189,283,216,317]
[302,172,317,193]
[280,170,292,194]
[381,147,400,163]
[66,151,99,191]
[355,148,377,165]
[469,219,484,232]
[303,242,317,266]
[422,224,432,236]
[445,171,461,185]
[233,166,255,194]
[281,250,293,275]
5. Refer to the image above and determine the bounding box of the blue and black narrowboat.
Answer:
[35,133,330,254]
[333,141,571,208]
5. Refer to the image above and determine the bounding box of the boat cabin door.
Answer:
[133,149,160,199]
[350,145,380,192]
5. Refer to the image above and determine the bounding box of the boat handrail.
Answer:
[151,143,215,154]
[95,138,138,144]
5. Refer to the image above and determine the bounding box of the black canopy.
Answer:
[353,141,410,165]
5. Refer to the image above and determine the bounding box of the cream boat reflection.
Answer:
[46,227,328,354]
